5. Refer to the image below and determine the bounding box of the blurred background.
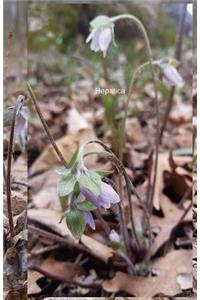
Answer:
[27,1,193,165]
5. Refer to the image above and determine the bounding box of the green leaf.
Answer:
[66,209,85,239]
[96,170,112,177]
[76,199,96,211]
[58,175,77,197]
[78,170,101,196]
[59,195,68,211]
[68,148,79,168]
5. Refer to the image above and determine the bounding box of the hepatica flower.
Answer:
[57,148,120,239]
[86,15,116,57]
[84,211,96,230]
[161,64,183,87]
[80,181,120,209]
[157,59,183,87]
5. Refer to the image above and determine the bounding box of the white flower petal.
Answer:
[90,28,101,52]
[86,29,95,43]
[99,28,112,57]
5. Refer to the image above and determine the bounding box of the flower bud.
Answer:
[109,230,122,249]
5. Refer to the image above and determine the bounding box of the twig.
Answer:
[6,95,25,237]
[178,200,193,224]
[28,225,90,254]
[12,180,29,188]
[31,244,61,256]
[26,82,68,168]
[159,3,187,140]
[178,186,192,208]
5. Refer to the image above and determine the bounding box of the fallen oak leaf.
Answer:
[150,195,192,256]
[28,270,43,295]
[28,208,114,263]
[38,255,85,282]
[103,249,192,297]
[151,153,192,210]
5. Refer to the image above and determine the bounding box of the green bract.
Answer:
[90,15,112,29]
[76,199,96,211]
[78,170,101,196]
[58,174,77,197]
[65,209,85,240]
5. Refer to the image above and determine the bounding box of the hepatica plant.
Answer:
[57,143,120,240]
[86,13,184,214]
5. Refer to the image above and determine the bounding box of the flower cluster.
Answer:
[86,15,184,88]
[57,147,120,239]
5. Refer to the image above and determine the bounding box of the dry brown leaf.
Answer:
[103,249,192,297]
[30,128,100,174]
[28,208,114,263]
[169,99,192,125]
[125,195,192,257]
[28,270,43,295]
[12,155,27,183]
[3,192,26,217]
[126,119,146,145]
[152,153,192,210]
[151,196,192,256]
[67,107,91,134]
[81,235,114,263]
[29,170,62,212]
[40,255,85,281]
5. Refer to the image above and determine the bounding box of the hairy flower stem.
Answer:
[112,14,160,216]
[6,95,25,237]
[94,209,110,235]
[27,82,68,168]
[94,208,135,273]
[159,3,187,141]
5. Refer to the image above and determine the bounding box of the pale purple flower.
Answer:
[86,15,116,57]
[84,211,96,230]
[81,181,120,209]
[162,64,183,87]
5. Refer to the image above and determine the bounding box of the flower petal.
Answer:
[90,28,101,52]
[86,29,95,43]
[81,181,120,209]
[80,187,101,208]
[99,28,112,57]
[163,65,183,86]
[100,181,120,204]
[84,211,96,230]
